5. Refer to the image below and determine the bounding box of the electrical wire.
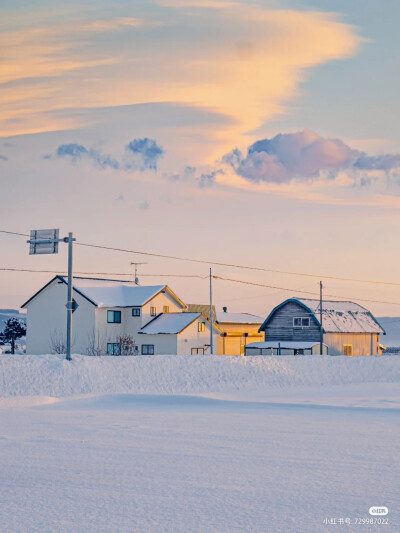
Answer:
[1,229,400,287]
[213,275,400,306]
[0,268,207,278]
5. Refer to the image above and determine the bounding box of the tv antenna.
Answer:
[130,262,148,284]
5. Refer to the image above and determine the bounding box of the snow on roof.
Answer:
[62,277,168,308]
[140,313,202,334]
[216,312,263,324]
[246,341,326,349]
[298,298,384,334]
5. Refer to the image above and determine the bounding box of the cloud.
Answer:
[125,138,165,171]
[48,138,165,172]
[232,130,359,183]
[57,143,88,158]
[0,3,361,138]
[53,143,120,170]
[187,129,400,203]
[353,154,400,171]
[199,169,224,188]
[81,18,142,32]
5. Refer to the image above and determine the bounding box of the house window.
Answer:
[132,308,141,317]
[293,317,310,327]
[108,310,121,323]
[343,344,353,356]
[150,307,157,316]
[163,305,169,313]
[107,343,121,356]
[191,347,205,355]
[141,344,155,355]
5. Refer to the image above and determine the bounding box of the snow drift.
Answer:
[1,353,399,398]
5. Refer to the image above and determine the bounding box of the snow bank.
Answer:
[1,353,399,398]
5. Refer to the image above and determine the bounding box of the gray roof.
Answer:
[297,298,385,334]
[139,312,202,334]
[22,276,186,310]
[259,297,385,335]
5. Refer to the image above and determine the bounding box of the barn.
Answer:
[258,298,385,356]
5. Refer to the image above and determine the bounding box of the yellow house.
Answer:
[186,305,263,355]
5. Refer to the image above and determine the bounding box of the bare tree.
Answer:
[86,330,108,356]
[49,329,66,355]
[117,335,137,356]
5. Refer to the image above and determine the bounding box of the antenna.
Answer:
[130,262,148,284]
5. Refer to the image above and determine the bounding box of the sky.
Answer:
[1,0,400,317]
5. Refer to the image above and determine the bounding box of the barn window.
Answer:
[198,322,206,332]
[293,317,310,327]
[150,307,157,316]
[343,344,353,356]
[163,305,169,313]
[132,308,141,317]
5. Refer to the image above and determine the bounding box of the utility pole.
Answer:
[209,268,214,355]
[130,262,147,284]
[28,229,77,361]
[65,233,74,361]
[320,280,323,355]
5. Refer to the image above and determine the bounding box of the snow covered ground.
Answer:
[0,354,399,532]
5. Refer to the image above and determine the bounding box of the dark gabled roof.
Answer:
[21,276,98,308]
[21,276,187,310]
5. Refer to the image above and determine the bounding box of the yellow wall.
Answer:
[217,322,263,355]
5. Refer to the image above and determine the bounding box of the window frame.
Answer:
[191,347,205,355]
[163,305,169,313]
[107,310,121,323]
[132,308,141,317]
[293,317,310,328]
[150,306,157,316]
[198,321,206,333]
[343,344,353,356]
[141,344,155,355]
[107,342,121,356]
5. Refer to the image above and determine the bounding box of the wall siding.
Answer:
[263,302,320,342]
[324,333,379,356]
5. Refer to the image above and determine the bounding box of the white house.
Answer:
[139,312,220,355]
[22,276,207,355]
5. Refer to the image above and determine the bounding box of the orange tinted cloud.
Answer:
[0,4,362,140]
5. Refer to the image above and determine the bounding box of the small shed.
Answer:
[258,298,385,356]
[245,341,328,356]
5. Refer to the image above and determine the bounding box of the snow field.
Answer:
[1,353,400,398]
[0,354,399,532]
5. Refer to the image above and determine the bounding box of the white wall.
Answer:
[137,334,178,355]
[177,317,217,355]
[25,280,95,355]
[136,317,217,355]
[141,290,184,327]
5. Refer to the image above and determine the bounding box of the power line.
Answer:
[0,268,207,278]
[1,229,400,287]
[213,275,400,306]
[75,240,400,287]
